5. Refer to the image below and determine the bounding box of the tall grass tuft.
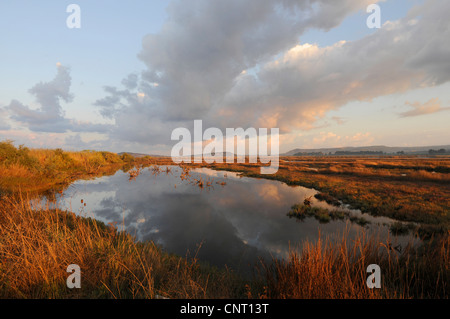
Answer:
[258,229,449,299]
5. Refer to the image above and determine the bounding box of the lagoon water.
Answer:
[39,166,410,276]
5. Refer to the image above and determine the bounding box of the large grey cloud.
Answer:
[8,66,110,134]
[138,0,377,121]
[93,0,450,153]
[95,0,376,148]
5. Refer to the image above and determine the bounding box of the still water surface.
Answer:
[38,166,410,276]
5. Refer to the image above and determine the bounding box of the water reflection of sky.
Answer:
[39,166,410,277]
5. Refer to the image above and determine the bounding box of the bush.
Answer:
[100,151,122,163]
[120,153,135,162]
[0,140,41,171]
[42,149,77,174]
[0,140,17,163]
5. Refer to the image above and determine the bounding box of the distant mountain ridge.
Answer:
[118,145,450,158]
[118,152,235,158]
[282,145,450,156]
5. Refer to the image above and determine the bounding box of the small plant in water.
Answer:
[128,166,142,181]
[303,196,313,207]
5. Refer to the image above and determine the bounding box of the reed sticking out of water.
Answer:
[287,201,372,227]
[128,166,143,181]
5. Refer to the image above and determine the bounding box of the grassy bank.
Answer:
[0,140,152,194]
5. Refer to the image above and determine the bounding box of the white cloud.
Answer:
[7,66,110,134]
[399,98,450,118]
[215,0,450,134]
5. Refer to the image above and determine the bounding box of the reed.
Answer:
[257,229,449,299]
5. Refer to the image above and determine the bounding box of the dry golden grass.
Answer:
[0,195,243,299]
[260,233,383,299]
[258,229,449,299]
[318,164,450,183]
[0,163,31,178]
[0,140,156,194]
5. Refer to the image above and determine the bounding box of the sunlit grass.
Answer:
[0,140,152,194]
[0,195,244,299]
[257,229,449,299]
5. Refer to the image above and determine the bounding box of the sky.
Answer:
[0,0,449,154]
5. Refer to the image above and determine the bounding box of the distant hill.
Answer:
[170,151,236,159]
[117,152,166,158]
[282,145,450,156]
[118,151,258,159]
[118,145,450,158]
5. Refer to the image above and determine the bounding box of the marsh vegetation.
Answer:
[0,141,448,299]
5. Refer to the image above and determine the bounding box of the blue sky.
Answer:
[0,1,167,121]
[0,0,449,153]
